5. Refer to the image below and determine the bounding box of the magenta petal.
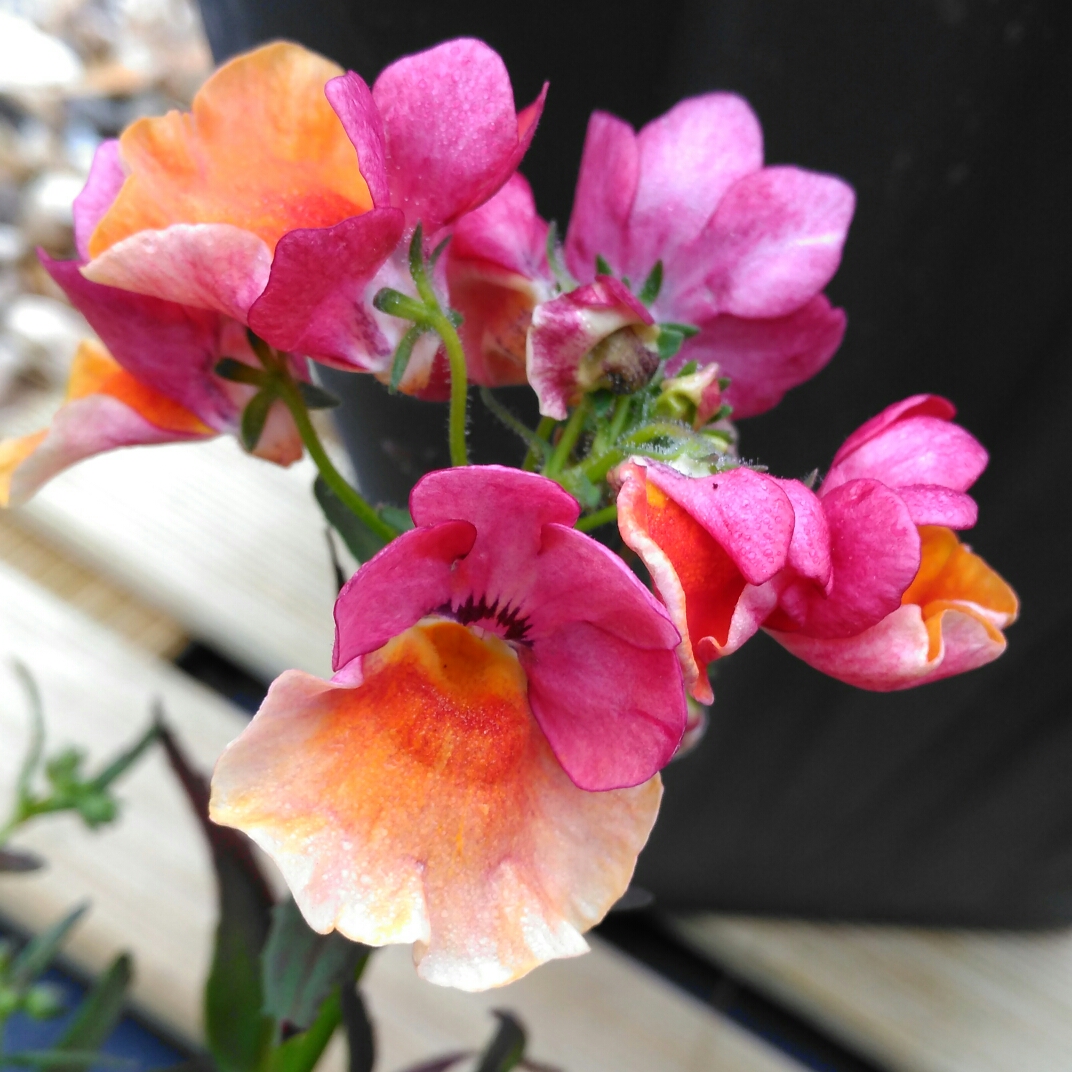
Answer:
[831,394,956,464]
[325,71,391,208]
[73,140,125,261]
[450,173,549,280]
[774,477,832,589]
[248,208,404,369]
[675,295,846,419]
[527,277,654,420]
[564,111,639,282]
[797,479,920,639]
[627,93,763,284]
[895,485,979,529]
[331,519,477,671]
[645,463,796,585]
[42,254,235,428]
[373,38,541,232]
[698,166,855,319]
[521,622,685,791]
[823,415,988,495]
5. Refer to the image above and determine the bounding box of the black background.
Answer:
[199,0,1072,925]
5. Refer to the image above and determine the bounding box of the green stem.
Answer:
[430,313,469,467]
[479,389,549,460]
[579,447,628,484]
[576,504,618,532]
[524,417,556,472]
[277,380,397,545]
[544,398,591,478]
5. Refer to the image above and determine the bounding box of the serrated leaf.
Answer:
[297,382,340,410]
[214,359,265,387]
[262,898,366,1034]
[475,1011,526,1072]
[10,904,88,990]
[0,847,43,872]
[638,261,663,305]
[313,477,388,564]
[240,390,275,453]
[42,953,133,1072]
[159,722,273,1072]
[594,254,613,277]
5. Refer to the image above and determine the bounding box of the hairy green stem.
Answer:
[524,417,557,472]
[575,504,619,532]
[479,389,549,460]
[429,313,469,467]
[544,398,591,477]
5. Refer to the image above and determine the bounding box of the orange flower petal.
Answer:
[89,42,373,258]
[210,619,661,990]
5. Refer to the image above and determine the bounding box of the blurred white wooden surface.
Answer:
[673,915,1072,1072]
[0,560,801,1072]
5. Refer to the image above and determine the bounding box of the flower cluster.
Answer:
[0,38,1016,992]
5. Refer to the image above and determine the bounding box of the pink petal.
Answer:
[767,602,1006,691]
[784,478,920,639]
[831,394,956,464]
[331,519,478,672]
[823,415,988,495]
[521,621,684,790]
[81,222,272,321]
[673,295,846,419]
[527,277,654,419]
[247,208,404,369]
[43,254,236,429]
[696,166,855,319]
[325,71,391,207]
[373,38,545,233]
[895,485,979,529]
[627,94,763,287]
[73,139,125,262]
[644,463,796,585]
[774,477,832,589]
[564,111,639,282]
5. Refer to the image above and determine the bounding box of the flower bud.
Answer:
[656,363,724,428]
[576,326,660,396]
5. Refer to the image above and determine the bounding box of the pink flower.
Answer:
[210,466,685,989]
[75,40,544,392]
[765,396,1018,689]
[447,95,854,418]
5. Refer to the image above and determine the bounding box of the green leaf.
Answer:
[10,904,88,990]
[159,722,273,1072]
[262,898,366,1036]
[0,847,43,872]
[594,254,613,277]
[266,989,341,1072]
[389,327,423,394]
[41,953,133,1072]
[86,720,159,795]
[638,261,663,305]
[240,391,275,453]
[297,382,340,410]
[475,1011,526,1072]
[313,476,388,564]
[377,506,414,533]
[3,1051,132,1068]
[12,661,45,805]
[214,359,265,387]
[340,979,374,1072]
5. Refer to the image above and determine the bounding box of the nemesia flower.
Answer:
[210,465,685,990]
[615,458,813,702]
[765,395,1018,688]
[447,94,854,417]
[76,39,544,391]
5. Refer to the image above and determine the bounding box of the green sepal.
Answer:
[408,222,425,280]
[371,288,428,322]
[214,359,265,387]
[638,261,664,305]
[245,329,275,367]
[474,1011,527,1072]
[297,382,340,410]
[656,327,687,362]
[428,235,452,271]
[314,476,390,564]
[240,390,275,453]
[389,326,423,394]
[594,254,613,277]
[660,322,700,338]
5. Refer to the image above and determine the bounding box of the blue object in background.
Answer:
[2,966,184,1070]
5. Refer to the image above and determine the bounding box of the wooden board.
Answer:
[672,914,1072,1072]
[0,561,801,1072]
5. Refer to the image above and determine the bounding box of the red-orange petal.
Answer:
[89,42,372,258]
[210,619,661,990]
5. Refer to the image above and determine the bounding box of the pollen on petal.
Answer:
[210,618,661,990]
[89,42,373,258]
